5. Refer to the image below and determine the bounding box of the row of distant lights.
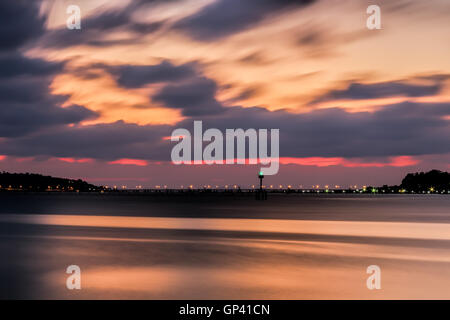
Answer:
[105,184,340,190]
[0,185,448,194]
[104,184,344,189]
[102,185,449,194]
[0,185,78,191]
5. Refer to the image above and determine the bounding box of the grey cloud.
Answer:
[0,62,97,138]
[310,78,446,104]
[174,0,315,41]
[0,54,62,78]
[0,103,97,138]
[2,101,449,161]
[40,0,173,48]
[112,61,197,88]
[1,121,170,160]
[104,60,223,116]
[152,77,225,116]
[0,0,45,51]
[0,2,97,138]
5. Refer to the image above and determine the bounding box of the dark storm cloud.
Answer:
[0,53,96,138]
[0,0,45,51]
[0,77,60,104]
[152,77,225,116]
[178,101,450,158]
[0,74,98,138]
[103,60,223,116]
[174,0,315,41]
[0,1,97,138]
[311,79,446,104]
[0,102,97,138]
[0,53,63,78]
[2,100,450,161]
[1,121,170,160]
[4,62,447,161]
[111,61,197,88]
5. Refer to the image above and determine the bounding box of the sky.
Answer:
[1,0,450,188]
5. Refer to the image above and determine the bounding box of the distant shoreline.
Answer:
[0,188,448,195]
[1,169,449,195]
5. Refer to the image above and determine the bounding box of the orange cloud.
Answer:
[16,157,35,163]
[108,159,149,166]
[163,156,419,167]
[57,157,94,164]
[280,156,419,168]
[50,69,183,126]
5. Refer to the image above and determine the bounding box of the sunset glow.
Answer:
[1,0,449,187]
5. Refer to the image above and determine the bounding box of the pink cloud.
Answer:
[280,157,343,167]
[108,159,149,166]
[280,156,420,168]
[16,157,35,163]
[57,157,94,164]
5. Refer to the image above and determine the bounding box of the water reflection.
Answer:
[1,213,450,299]
[2,214,450,240]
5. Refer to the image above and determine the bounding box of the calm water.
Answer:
[0,193,449,299]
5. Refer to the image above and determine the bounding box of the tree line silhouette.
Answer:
[0,172,103,192]
[0,170,448,193]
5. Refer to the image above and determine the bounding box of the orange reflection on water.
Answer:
[2,214,450,241]
[39,238,450,299]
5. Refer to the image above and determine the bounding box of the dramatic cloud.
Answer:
[0,72,98,137]
[0,121,170,160]
[0,0,45,51]
[1,0,450,186]
[111,61,197,88]
[105,60,224,116]
[0,1,97,138]
[2,100,449,161]
[311,78,447,104]
[152,77,225,116]
[0,102,97,138]
[183,101,450,158]
[0,54,62,78]
[174,0,315,41]
[41,0,171,48]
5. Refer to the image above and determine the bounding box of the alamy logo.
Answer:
[66,5,81,30]
[66,265,81,290]
[366,265,381,290]
[171,121,280,175]
[366,5,381,30]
